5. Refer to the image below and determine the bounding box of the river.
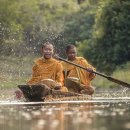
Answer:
[0,88,130,130]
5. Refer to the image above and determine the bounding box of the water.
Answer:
[0,101,130,130]
[0,88,130,130]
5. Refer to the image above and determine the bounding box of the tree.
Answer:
[0,0,23,55]
[63,0,98,44]
[81,0,130,73]
[0,0,80,56]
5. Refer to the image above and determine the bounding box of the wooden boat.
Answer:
[18,84,50,101]
[18,84,90,102]
[18,78,91,102]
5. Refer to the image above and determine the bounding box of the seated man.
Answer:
[62,44,96,95]
[16,42,68,99]
[27,42,67,92]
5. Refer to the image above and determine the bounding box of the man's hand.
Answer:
[86,68,94,73]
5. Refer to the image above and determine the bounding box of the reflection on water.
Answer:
[0,88,130,130]
[0,101,130,130]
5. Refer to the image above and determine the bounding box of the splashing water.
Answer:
[0,87,130,103]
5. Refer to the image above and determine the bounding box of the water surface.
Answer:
[0,88,130,130]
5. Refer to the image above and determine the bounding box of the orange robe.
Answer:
[27,57,64,86]
[62,57,96,87]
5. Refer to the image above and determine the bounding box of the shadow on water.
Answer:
[0,88,130,130]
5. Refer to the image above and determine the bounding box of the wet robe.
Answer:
[27,57,67,92]
[62,57,96,94]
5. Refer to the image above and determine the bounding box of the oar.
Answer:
[56,56,130,89]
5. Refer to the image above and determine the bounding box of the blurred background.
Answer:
[0,0,130,89]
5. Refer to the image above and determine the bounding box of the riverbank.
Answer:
[0,55,130,89]
[0,55,37,88]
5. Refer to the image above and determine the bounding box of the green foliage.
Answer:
[19,0,80,55]
[82,0,130,73]
[0,0,80,56]
[0,0,23,55]
[1,0,130,75]
[63,1,98,44]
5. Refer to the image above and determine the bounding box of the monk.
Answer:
[62,44,96,95]
[15,42,68,100]
[27,42,68,92]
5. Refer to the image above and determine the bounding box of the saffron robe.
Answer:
[27,57,64,86]
[62,57,96,87]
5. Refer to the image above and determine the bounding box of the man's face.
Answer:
[66,47,77,61]
[42,44,54,59]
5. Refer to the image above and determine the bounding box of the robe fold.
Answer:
[62,57,96,87]
[27,57,64,87]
